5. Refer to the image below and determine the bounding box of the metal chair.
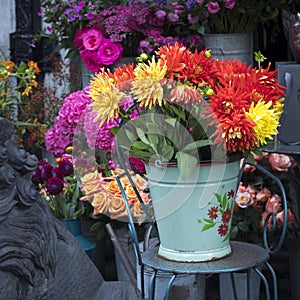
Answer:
[114,140,288,299]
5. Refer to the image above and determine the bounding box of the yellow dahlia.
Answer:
[245,100,280,146]
[89,71,125,124]
[131,56,167,109]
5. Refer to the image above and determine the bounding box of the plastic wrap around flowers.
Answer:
[88,42,286,180]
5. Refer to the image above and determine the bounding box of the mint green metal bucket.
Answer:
[145,160,240,262]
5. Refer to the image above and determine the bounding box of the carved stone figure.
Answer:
[0,117,141,300]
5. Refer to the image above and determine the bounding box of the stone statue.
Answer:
[0,117,141,300]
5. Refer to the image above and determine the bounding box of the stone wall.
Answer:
[0,2,15,56]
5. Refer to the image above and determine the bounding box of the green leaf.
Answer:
[181,139,212,151]
[148,133,159,150]
[203,218,214,223]
[165,117,178,127]
[237,222,250,232]
[201,222,216,232]
[132,141,151,150]
[136,128,150,145]
[161,144,174,162]
[175,151,197,180]
[110,126,119,136]
[170,105,186,120]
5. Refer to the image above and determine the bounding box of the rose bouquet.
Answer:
[232,152,298,242]
[87,42,286,180]
[79,165,151,223]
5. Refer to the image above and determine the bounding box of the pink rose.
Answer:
[97,39,123,66]
[276,208,296,226]
[74,28,88,51]
[207,2,220,14]
[83,28,103,51]
[235,191,253,208]
[256,187,271,203]
[224,0,236,9]
[80,49,100,72]
[269,153,296,172]
[265,194,282,214]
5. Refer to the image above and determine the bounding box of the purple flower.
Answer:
[51,167,64,180]
[40,162,53,181]
[188,13,199,24]
[46,177,64,195]
[167,12,180,22]
[58,158,74,176]
[224,0,236,9]
[155,10,167,19]
[97,39,123,66]
[207,2,220,14]
[78,1,85,9]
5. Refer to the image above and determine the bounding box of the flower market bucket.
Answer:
[202,33,253,65]
[145,160,241,262]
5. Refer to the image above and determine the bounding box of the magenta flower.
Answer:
[207,2,220,14]
[74,27,88,51]
[82,28,103,51]
[80,49,100,72]
[46,88,92,156]
[97,39,123,65]
[224,0,236,9]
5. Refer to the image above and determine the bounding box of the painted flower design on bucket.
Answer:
[198,187,235,241]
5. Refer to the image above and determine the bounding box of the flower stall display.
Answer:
[233,152,298,243]
[86,42,286,261]
[38,0,202,73]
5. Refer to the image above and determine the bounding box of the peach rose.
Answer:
[131,201,144,220]
[108,196,127,219]
[265,194,282,214]
[91,191,109,215]
[125,185,137,199]
[269,153,296,172]
[255,187,271,203]
[107,180,121,195]
[276,208,296,225]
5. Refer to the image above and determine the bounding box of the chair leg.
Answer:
[254,266,271,300]
[165,274,177,300]
[105,223,137,288]
[149,270,157,300]
[266,262,278,300]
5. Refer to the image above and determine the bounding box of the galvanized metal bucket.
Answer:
[202,33,253,65]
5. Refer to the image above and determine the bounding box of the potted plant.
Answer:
[85,42,286,262]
